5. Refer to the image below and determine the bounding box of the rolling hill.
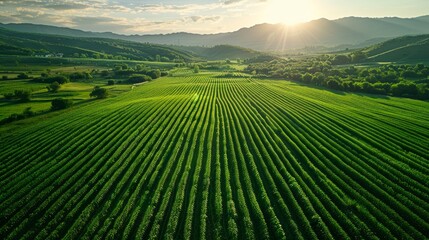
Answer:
[0,28,196,61]
[0,28,262,61]
[2,15,429,51]
[363,34,429,62]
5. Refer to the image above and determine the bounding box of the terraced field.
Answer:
[1,74,428,239]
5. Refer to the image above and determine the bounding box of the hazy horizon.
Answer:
[0,0,428,34]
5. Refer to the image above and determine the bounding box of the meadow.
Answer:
[0,64,131,120]
[0,72,428,239]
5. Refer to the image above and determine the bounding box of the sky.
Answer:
[0,0,428,34]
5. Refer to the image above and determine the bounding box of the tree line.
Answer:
[245,59,429,100]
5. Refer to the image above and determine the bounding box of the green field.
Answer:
[0,80,131,120]
[0,74,428,239]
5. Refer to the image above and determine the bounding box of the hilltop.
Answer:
[363,34,429,62]
[0,27,196,62]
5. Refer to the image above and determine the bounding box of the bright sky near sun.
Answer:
[0,0,428,34]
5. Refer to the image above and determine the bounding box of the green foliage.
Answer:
[193,65,200,73]
[175,45,261,61]
[160,56,170,62]
[147,69,161,79]
[46,81,61,93]
[0,107,35,125]
[90,86,109,99]
[363,34,429,62]
[391,82,419,97]
[35,75,70,84]
[331,55,351,65]
[127,74,152,84]
[17,72,29,79]
[14,89,32,102]
[245,59,429,99]
[0,27,196,61]
[107,80,115,86]
[51,98,73,110]
[3,92,15,100]
[69,72,92,81]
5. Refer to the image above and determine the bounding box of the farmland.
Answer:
[1,73,429,239]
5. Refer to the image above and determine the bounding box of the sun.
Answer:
[264,0,314,25]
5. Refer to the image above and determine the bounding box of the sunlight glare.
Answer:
[265,0,314,25]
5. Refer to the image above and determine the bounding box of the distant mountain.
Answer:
[0,23,128,40]
[363,34,429,62]
[2,16,429,51]
[0,28,196,61]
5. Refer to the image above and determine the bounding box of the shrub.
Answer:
[107,80,115,86]
[3,92,14,99]
[127,74,152,84]
[391,82,418,97]
[90,86,109,99]
[47,81,61,93]
[0,107,35,125]
[160,56,170,62]
[193,65,200,73]
[69,72,92,80]
[2,75,7,80]
[14,90,31,102]
[147,69,161,79]
[51,98,73,110]
[36,75,69,84]
[23,107,35,117]
[17,73,29,79]
[100,70,110,77]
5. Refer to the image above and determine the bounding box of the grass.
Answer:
[0,79,132,120]
[0,73,428,239]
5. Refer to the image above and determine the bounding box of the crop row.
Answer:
[1,75,428,239]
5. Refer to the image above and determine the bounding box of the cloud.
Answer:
[0,0,102,10]
[10,7,74,25]
[222,0,268,6]
[223,0,245,5]
[0,0,263,34]
[41,3,89,10]
[71,16,135,32]
[133,3,219,14]
[188,16,222,22]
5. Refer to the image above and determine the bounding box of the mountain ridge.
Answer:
[1,15,429,51]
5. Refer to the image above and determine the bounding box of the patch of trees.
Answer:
[51,98,73,110]
[196,62,234,71]
[46,81,61,93]
[193,65,199,73]
[17,73,29,79]
[330,51,368,65]
[69,72,92,81]
[3,89,32,102]
[98,63,165,83]
[90,86,109,99]
[34,75,70,84]
[245,60,429,100]
[127,74,152,84]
